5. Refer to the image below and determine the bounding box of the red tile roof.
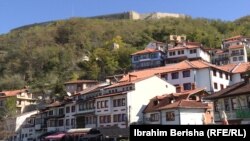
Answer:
[143,89,208,113]
[223,35,243,42]
[218,62,250,74]
[228,45,244,49]
[120,60,229,82]
[0,89,27,97]
[158,100,208,110]
[131,49,162,55]
[64,80,98,84]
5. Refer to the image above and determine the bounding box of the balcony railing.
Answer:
[236,107,250,118]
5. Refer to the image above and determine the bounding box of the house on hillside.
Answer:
[166,42,211,64]
[121,60,232,93]
[95,75,176,128]
[143,89,213,125]
[64,80,99,94]
[205,74,250,125]
[0,89,36,114]
[218,62,250,85]
[74,83,110,129]
[131,48,166,70]
[211,35,249,65]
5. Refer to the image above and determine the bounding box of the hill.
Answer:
[0,16,250,95]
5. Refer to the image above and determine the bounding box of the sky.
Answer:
[1,0,250,35]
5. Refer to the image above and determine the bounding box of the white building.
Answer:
[212,35,249,65]
[11,110,38,141]
[0,89,36,114]
[45,102,65,132]
[121,60,232,93]
[64,101,76,131]
[167,42,211,64]
[95,75,176,128]
[218,62,250,85]
[74,83,109,128]
[143,89,213,125]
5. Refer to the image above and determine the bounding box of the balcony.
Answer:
[231,52,244,56]
[236,107,250,118]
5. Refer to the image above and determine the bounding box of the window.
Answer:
[105,100,108,108]
[99,115,111,123]
[171,72,179,79]
[169,51,176,56]
[150,113,159,121]
[79,104,84,111]
[58,119,64,126]
[71,119,75,127]
[71,106,75,112]
[66,107,70,113]
[182,70,190,78]
[224,98,230,111]
[214,83,218,89]
[134,56,139,61]
[225,74,229,80]
[113,98,126,107]
[178,50,184,55]
[166,111,175,121]
[231,98,238,110]
[220,84,224,90]
[233,57,237,61]
[219,72,223,78]
[49,110,53,116]
[213,70,216,76]
[59,108,64,115]
[190,49,197,54]
[239,56,243,61]
[66,119,70,126]
[183,83,192,90]
[113,114,126,122]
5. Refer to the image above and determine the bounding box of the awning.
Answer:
[45,132,66,139]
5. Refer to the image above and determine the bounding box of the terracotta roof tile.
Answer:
[218,63,250,73]
[158,100,208,110]
[131,49,162,55]
[144,89,208,113]
[224,35,243,42]
[0,89,27,97]
[228,45,244,49]
[120,60,229,82]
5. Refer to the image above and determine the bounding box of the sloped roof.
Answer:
[120,60,228,82]
[228,45,244,49]
[143,89,207,113]
[218,62,250,74]
[131,48,162,55]
[204,81,250,100]
[223,35,243,42]
[0,89,27,97]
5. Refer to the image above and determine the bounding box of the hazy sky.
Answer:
[1,0,250,34]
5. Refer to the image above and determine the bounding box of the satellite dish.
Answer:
[67,92,72,96]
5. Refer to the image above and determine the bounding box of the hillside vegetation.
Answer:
[0,16,250,96]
